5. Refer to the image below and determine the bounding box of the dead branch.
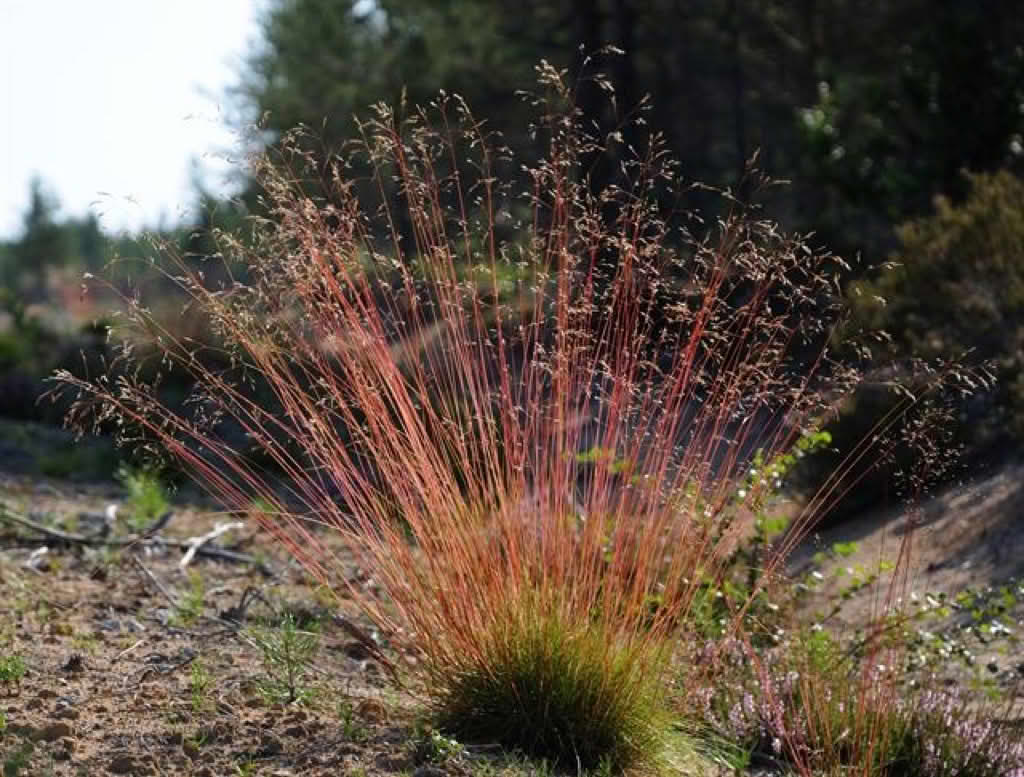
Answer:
[0,503,275,576]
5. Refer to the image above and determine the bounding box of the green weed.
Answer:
[337,699,370,742]
[0,654,26,692]
[173,570,205,626]
[249,614,319,705]
[115,463,169,530]
[189,659,213,715]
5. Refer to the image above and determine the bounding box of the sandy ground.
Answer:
[0,467,435,777]
[1,416,1022,773]
[788,461,1024,715]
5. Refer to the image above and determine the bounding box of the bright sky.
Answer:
[1,0,263,239]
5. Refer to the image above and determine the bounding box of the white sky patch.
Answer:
[1,0,263,239]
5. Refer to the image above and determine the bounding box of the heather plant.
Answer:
[686,506,1024,777]
[53,65,975,772]
[691,626,1024,777]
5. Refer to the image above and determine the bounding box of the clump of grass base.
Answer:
[430,592,667,772]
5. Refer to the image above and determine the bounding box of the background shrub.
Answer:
[848,171,1024,457]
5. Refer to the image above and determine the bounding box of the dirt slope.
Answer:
[789,460,1024,714]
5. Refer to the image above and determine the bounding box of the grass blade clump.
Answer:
[52,65,972,772]
[431,589,666,770]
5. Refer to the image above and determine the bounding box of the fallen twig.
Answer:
[111,639,146,666]
[218,585,277,624]
[136,509,175,537]
[179,521,243,569]
[131,555,179,612]
[1,508,93,544]
[0,503,275,576]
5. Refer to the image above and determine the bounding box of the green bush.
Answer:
[849,170,1024,451]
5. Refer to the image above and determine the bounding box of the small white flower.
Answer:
[737,489,747,499]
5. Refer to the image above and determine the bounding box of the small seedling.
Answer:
[174,570,206,626]
[2,738,33,777]
[337,699,370,742]
[116,463,170,531]
[71,632,100,655]
[411,725,464,766]
[0,654,26,692]
[185,728,209,755]
[189,659,213,715]
[249,613,319,704]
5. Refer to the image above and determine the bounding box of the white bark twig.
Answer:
[179,521,243,570]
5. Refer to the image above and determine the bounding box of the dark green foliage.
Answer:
[2,178,71,301]
[233,0,536,143]
[849,171,1024,449]
[232,0,1024,259]
[0,179,119,423]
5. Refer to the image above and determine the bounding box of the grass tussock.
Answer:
[432,589,666,770]
[52,63,981,773]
